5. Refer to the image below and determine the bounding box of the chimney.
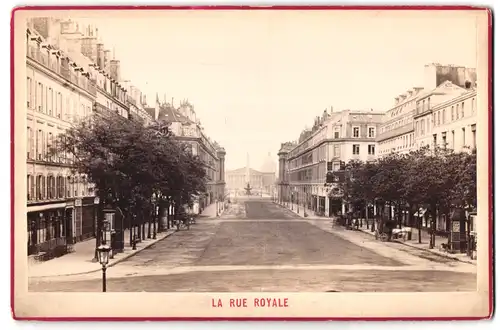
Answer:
[110,60,121,82]
[30,17,50,39]
[96,43,105,69]
[103,50,111,71]
[80,32,98,63]
[394,97,400,105]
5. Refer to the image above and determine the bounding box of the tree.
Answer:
[53,110,207,245]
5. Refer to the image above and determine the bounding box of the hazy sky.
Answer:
[78,10,479,170]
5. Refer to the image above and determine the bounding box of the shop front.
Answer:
[27,202,68,258]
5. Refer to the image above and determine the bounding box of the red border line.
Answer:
[11,5,493,322]
[11,5,487,11]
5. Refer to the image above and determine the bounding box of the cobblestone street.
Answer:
[29,198,477,292]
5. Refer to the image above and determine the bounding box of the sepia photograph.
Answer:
[12,7,491,319]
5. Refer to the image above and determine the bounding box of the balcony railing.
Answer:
[27,45,96,96]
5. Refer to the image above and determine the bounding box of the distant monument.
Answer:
[244,152,252,195]
[244,182,252,196]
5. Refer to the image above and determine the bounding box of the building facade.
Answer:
[414,81,477,151]
[225,152,276,195]
[26,22,98,258]
[377,63,477,157]
[377,64,478,231]
[157,100,226,212]
[278,109,384,216]
[26,17,147,259]
[377,87,423,156]
[225,168,276,194]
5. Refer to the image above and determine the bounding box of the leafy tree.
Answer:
[334,145,476,247]
[53,110,207,242]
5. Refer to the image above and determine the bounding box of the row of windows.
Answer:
[380,115,413,134]
[289,164,327,183]
[352,144,376,155]
[26,174,92,201]
[26,126,72,163]
[415,97,475,138]
[379,133,415,154]
[351,126,376,138]
[434,98,475,126]
[95,75,127,105]
[431,125,477,150]
[26,76,91,120]
[289,126,377,169]
[416,97,432,114]
[290,144,327,170]
[391,97,418,117]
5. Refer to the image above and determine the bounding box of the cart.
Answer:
[375,218,396,242]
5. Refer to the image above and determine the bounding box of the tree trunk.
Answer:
[417,208,422,243]
[388,201,392,221]
[137,211,142,242]
[147,205,152,239]
[397,204,402,229]
[371,201,376,232]
[157,203,164,233]
[365,203,369,229]
[408,203,414,227]
[429,204,437,249]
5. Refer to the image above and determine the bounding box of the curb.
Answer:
[29,230,177,279]
[353,228,476,265]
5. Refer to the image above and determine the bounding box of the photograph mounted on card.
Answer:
[11,7,492,320]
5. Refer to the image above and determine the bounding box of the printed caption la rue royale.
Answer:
[211,297,289,308]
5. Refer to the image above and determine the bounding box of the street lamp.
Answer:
[97,244,111,292]
[92,196,100,262]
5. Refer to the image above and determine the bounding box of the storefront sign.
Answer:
[74,199,82,207]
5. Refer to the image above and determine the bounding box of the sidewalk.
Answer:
[275,201,476,265]
[28,228,176,279]
[275,201,329,220]
[355,226,476,265]
[199,202,226,219]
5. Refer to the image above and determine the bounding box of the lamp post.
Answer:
[92,196,100,262]
[97,244,111,292]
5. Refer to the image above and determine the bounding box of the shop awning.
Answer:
[27,202,68,213]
